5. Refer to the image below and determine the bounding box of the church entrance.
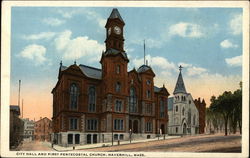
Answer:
[160,124,165,134]
[133,120,138,133]
[183,123,187,135]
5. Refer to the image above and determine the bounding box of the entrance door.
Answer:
[133,120,138,133]
[160,124,165,134]
[87,134,91,144]
[93,134,97,144]
[183,123,187,135]
[75,134,80,144]
[68,134,73,144]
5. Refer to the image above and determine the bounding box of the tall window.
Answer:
[69,118,78,130]
[193,115,196,125]
[129,87,137,113]
[70,83,78,110]
[87,119,98,131]
[146,122,152,132]
[116,65,120,74]
[146,103,152,114]
[146,90,151,99]
[114,119,123,130]
[175,105,178,112]
[115,82,121,92]
[188,109,191,125]
[88,86,96,112]
[115,100,122,112]
[160,98,165,118]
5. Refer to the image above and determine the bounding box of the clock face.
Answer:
[108,27,111,35]
[114,26,121,34]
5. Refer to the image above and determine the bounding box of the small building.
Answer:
[22,118,35,141]
[194,98,206,134]
[168,67,199,135]
[10,105,24,149]
[34,117,52,142]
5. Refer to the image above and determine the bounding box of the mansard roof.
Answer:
[154,86,161,93]
[137,65,151,73]
[108,8,124,23]
[173,71,187,94]
[154,85,170,95]
[168,97,174,111]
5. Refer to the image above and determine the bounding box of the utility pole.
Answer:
[18,80,21,107]
[143,40,146,65]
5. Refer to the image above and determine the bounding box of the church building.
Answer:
[51,8,170,147]
[168,66,205,135]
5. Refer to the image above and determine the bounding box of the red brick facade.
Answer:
[51,9,170,145]
[34,117,52,141]
[194,98,206,134]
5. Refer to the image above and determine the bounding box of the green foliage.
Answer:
[208,82,242,135]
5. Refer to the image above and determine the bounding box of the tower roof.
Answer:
[108,8,124,23]
[173,66,187,94]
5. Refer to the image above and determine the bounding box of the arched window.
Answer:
[88,86,96,112]
[116,65,120,74]
[175,105,178,112]
[70,83,78,110]
[188,109,191,125]
[146,90,151,99]
[129,87,137,113]
[193,114,196,125]
[182,107,185,116]
[115,82,121,92]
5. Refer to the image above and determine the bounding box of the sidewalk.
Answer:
[53,135,180,151]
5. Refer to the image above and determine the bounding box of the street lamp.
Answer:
[158,128,160,140]
[129,129,132,143]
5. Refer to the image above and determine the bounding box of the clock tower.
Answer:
[105,8,125,52]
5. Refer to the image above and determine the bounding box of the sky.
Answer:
[10,7,243,121]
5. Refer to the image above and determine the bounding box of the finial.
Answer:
[179,65,183,72]
[74,60,76,65]
[163,84,165,88]
[60,60,62,67]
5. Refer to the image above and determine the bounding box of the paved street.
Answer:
[84,133,241,152]
[16,140,54,151]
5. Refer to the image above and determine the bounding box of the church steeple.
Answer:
[105,8,125,52]
[173,65,187,94]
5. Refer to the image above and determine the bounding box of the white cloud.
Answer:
[56,8,105,28]
[19,44,47,65]
[220,39,238,48]
[42,18,65,26]
[178,62,207,76]
[225,55,242,67]
[54,30,104,61]
[169,22,204,38]
[22,32,56,40]
[229,13,242,35]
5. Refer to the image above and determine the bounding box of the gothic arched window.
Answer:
[182,107,185,116]
[188,109,191,125]
[69,83,78,110]
[129,87,137,113]
[88,86,96,112]
[193,114,196,125]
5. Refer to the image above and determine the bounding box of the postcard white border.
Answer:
[1,1,249,158]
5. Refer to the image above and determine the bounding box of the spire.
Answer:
[173,65,187,94]
[60,60,62,67]
[108,8,124,23]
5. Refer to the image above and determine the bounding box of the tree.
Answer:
[210,91,235,136]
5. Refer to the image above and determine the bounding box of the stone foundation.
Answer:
[52,132,158,147]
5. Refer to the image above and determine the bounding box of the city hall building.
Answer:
[51,8,170,146]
